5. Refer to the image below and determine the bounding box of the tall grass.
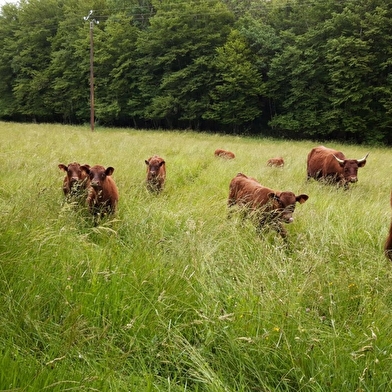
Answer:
[1,122,392,391]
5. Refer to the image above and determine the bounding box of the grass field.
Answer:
[1,122,392,391]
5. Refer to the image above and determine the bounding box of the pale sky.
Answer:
[0,0,19,7]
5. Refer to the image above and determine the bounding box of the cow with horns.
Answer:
[307,146,368,188]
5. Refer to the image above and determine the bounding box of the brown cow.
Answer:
[267,157,284,167]
[145,155,166,192]
[58,162,90,197]
[228,172,308,238]
[307,146,368,188]
[81,165,119,215]
[214,149,235,159]
[385,191,392,261]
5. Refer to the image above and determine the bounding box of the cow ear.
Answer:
[159,160,165,166]
[58,164,67,172]
[80,165,90,174]
[145,160,149,165]
[267,192,279,201]
[106,167,115,176]
[296,194,309,204]
[81,164,90,174]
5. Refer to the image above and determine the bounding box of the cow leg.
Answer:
[275,224,288,239]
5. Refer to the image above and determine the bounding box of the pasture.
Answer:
[1,122,392,391]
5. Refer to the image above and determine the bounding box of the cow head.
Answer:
[268,191,309,223]
[145,157,165,180]
[59,162,90,188]
[333,153,369,183]
[82,165,114,191]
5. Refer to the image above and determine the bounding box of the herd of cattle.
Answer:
[58,146,392,261]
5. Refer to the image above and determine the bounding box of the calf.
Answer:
[267,157,284,167]
[58,162,90,197]
[307,146,368,188]
[228,173,308,238]
[214,149,235,159]
[81,165,119,215]
[385,191,392,261]
[145,155,166,192]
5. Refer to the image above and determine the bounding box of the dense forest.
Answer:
[0,0,391,143]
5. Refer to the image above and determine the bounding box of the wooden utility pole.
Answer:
[84,11,99,131]
[89,20,95,132]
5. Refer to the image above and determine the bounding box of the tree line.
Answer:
[0,0,391,144]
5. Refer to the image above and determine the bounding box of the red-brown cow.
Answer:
[214,149,235,159]
[58,162,90,197]
[145,155,166,192]
[228,172,308,238]
[385,191,392,261]
[81,165,119,215]
[307,146,368,188]
[267,157,284,167]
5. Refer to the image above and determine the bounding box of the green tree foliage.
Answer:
[267,30,330,137]
[10,0,63,121]
[324,4,392,143]
[47,0,92,123]
[205,29,263,132]
[94,12,139,126]
[0,3,19,118]
[267,0,392,143]
[134,0,235,129]
[236,15,282,126]
[1,0,392,143]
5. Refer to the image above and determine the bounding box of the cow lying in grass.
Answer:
[228,173,308,238]
[267,157,284,167]
[214,149,235,159]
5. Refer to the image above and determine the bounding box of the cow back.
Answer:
[228,173,266,208]
[267,157,284,167]
[307,146,345,180]
[215,149,235,159]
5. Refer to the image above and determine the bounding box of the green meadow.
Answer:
[1,122,392,391]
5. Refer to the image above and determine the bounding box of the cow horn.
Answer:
[333,154,344,164]
[357,153,369,164]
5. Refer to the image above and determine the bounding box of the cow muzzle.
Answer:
[281,215,294,223]
[91,180,101,189]
[278,206,295,223]
[349,177,358,183]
